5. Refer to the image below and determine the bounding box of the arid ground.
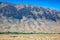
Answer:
[0,34,60,40]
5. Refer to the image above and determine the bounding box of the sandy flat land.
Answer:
[0,34,60,40]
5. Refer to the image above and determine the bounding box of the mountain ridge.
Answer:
[0,2,60,33]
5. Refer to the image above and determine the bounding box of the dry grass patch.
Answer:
[0,34,60,40]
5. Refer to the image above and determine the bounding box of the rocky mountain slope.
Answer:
[0,2,60,33]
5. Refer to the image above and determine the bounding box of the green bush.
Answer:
[0,32,60,34]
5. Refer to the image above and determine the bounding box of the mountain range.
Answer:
[0,2,60,33]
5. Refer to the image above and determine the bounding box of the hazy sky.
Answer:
[0,0,60,10]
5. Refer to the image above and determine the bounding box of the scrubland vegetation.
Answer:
[0,32,60,34]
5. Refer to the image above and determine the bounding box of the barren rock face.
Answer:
[0,2,60,33]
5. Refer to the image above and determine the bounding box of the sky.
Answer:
[0,0,60,10]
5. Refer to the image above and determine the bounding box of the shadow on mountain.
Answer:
[0,3,60,22]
